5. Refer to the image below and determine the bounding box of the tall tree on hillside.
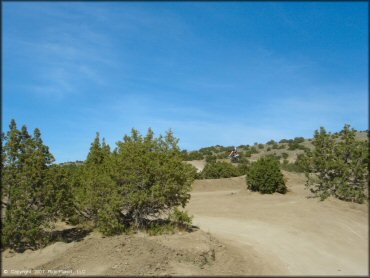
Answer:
[75,132,123,234]
[46,163,78,221]
[303,124,368,203]
[2,120,21,223]
[111,128,196,229]
[2,120,55,250]
[102,138,111,160]
[86,132,104,166]
[75,128,196,235]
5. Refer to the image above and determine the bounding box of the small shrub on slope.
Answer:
[201,161,241,179]
[246,156,287,194]
[205,154,217,163]
[168,208,193,228]
[237,158,249,175]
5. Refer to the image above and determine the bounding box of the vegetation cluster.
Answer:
[199,160,249,179]
[301,125,368,203]
[246,156,287,194]
[1,120,195,250]
[1,118,367,252]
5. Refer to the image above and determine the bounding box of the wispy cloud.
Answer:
[4,3,367,162]
[4,5,118,99]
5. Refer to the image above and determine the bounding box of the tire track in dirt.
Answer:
[187,173,368,275]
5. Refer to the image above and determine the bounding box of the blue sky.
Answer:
[3,2,368,162]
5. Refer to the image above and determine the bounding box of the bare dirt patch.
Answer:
[2,229,256,276]
[187,171,368,275]
[185,160,206,173]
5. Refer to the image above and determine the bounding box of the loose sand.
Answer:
[188,171,368,275]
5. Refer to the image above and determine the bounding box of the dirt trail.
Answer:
[2,171,368,276]
[187,172,368,275]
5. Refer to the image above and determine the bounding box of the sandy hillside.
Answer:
[187,171,369,275]
[185,160,206,172]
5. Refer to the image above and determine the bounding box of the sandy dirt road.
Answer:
[2,170,368,276]
[187,172,369,276]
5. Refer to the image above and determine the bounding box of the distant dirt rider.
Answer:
[229,146,239,159]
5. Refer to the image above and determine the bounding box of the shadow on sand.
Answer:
[50,227,92,244]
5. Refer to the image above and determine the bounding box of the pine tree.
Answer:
[102,138,111,161]
[86,132,104,166]
[111,128,196,229]
[2,120,55,250]
[303,124,368,203]
[75,132,123,234]
[2,120,21,219]
[45,165,75,221]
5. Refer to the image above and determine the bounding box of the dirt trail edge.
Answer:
[187,173,368,276]
[2,229,261,276]
[2,171,367,276]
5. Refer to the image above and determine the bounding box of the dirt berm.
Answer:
[3,228,257,276]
